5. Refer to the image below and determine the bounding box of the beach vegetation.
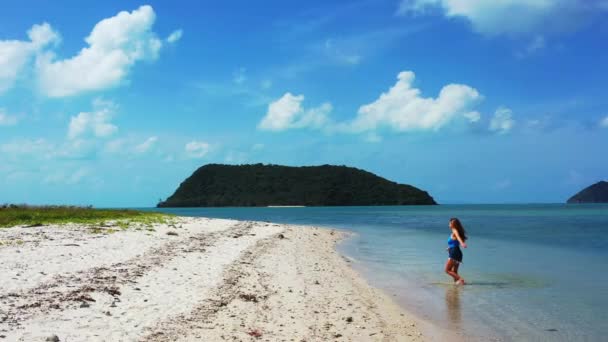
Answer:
[0,205,173,228]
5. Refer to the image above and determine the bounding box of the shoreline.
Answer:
[0,216,424,341]
[334,231,473,342]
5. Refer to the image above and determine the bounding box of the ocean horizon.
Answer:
[149,204,608,341]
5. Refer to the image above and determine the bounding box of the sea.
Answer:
[149,204,608,341]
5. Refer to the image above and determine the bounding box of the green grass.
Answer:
[0,205,174,228]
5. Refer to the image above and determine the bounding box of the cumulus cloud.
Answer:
[347,71,482,133]
[489,107,515,134]
[166,29,183,43]
[68,112,117,139]
[0,23,59,93]
[398,0,608,36]
[0,109,18,126]
[134,136,158,153]
[29,24,60,47]
[463,111,481,123]
[0,41,32,93]
[258,93,332,131]
[36,5,163,97]
[68,100,118,139]
[185,141,211,158]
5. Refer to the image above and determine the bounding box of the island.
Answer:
[567,181,608,203]
[157,164,436,207]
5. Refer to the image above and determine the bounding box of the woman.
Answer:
[445,217,468,285]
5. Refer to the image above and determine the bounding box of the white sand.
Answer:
[0,217,424,341]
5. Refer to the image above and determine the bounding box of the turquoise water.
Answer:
[150,204,608,341]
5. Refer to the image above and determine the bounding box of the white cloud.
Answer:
[36,5,163,97]
[28,23,61,48]
[258,93,332,131]
[464,111,481,123]
[398,0,607,36]
[134,136,158,153]
[348,71,482,133]
[166,29,183,43]
[185,141,211,158]
[0,23,59,93]
[0,109,18,126]
[68,101,118,140]
[600,116,608,128]
[0,41,32,93]
[489,107,515,134]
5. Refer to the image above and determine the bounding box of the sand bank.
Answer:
[0,217,423,341]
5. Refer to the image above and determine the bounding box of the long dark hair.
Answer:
[450,218,468,241]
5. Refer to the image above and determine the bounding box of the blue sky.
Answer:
[1,0,607,206]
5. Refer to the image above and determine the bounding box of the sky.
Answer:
[1,0,607,207]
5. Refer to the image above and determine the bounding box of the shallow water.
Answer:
[149,204,608,341]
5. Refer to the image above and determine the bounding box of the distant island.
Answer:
[567,181,608,204]
[157,164,436,207]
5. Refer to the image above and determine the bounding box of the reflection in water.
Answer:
[445,285,462,327]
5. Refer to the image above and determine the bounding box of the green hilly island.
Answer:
[567,181,608,203]
[158,164,436,207]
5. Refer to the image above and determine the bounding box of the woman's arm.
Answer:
[452,229,467,248]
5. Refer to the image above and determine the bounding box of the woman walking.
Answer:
[445,218,468,285]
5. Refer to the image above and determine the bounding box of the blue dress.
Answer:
[447,235,463,262]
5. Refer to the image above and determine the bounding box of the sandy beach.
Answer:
[0,217,423,341]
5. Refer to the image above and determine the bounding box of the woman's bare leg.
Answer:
[445,259,461,282]
[453,262,465,284]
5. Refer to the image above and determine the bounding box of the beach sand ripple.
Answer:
[0,217,422,341]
